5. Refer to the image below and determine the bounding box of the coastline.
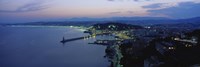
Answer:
[1,25,88,31]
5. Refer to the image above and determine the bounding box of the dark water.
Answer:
[0,26,109,67]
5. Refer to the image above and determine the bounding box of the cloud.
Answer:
[143,2,179,10]
[126,11,134,14]
[147,2,200,18]
[0,1,49,13]
[107,0,115,1]
[107,0,151,2]
[108,11,121,14]
[143,3,163,8]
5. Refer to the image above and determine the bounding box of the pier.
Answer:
[89,40,122,45]
[60,33,113,44]
[60,35,94,43]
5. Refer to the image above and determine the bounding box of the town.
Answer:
[62,22,200,67]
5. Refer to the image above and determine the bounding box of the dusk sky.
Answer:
[0,0,200,23]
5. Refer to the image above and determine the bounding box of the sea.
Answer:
[0,26,110,67]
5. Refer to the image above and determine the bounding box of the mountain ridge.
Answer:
[2,17,200,26]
